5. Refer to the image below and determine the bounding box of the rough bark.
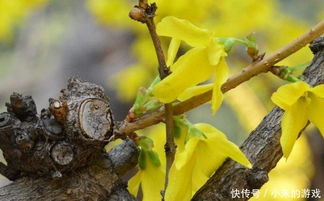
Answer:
[0,78,138,200]
[0,139,138,201]
[0,78,115,180]
[307,129,324,201]
[191,37,324,201]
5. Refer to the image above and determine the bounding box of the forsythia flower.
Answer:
[0,0,46,41]
[128,126,165,201]
[152,16,228,113]
[128,158,165,201]
[165,123,252,201]
[271,81,324,158]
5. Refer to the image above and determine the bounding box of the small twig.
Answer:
[119,110,164,134]
[129,2,176,199]
[120,20,324,134]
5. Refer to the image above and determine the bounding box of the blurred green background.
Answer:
[0,0,323,200]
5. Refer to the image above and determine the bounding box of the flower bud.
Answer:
[129,6,146,23]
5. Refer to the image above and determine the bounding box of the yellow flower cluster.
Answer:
[165,123,251,201]
[0,0,46,41]
[128,123,251,201]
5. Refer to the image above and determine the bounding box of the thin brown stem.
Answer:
[145,16,175,201]
[129,2,176,199]
[120,20,324,135]
[146,18,169,79]
[163,104,175,195]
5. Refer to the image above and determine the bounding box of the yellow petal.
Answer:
[280,98,308,158]
[130,124,166,201]
[207,40,227,65]
[195,123,252,168]
[167,123,251,201]
[141,162,165,201]
[191,140,225,192]
[271,81,310,110]
[128,170,142,196]
[175,137,200,169]
[166,134,221,201]
[308,94,324,137]
[167,38,181,67]
[165,155,195,201]
[128,156,165,201]
[156,16,212,47]
[211,58,229,113]
[178,84,213,101]
[153,47,215,103]
[146,124,166,166]
[310,84,324,98]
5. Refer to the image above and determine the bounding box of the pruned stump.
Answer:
[0,78,137,201]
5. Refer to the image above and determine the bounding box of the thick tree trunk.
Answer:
[0,78,139,201]
[0,139,138,201]
[306,129,324,201]
[191,37,324,201]
[0,37,323,201]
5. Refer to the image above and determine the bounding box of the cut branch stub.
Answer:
[79,99,113,141]
[0,77,115,180]
[59,77,114,143]
[50,142,74,166]
[6,93,37,122]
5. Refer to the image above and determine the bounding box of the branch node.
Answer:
[270,65,288,79]
[310,37,324,54]
[246,168,269,190]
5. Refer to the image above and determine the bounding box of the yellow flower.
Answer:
[0,0,47,41]
[152,16,228,113]
[128,156,165,201]
[128,125,165,201]
[271,81,324,158]
[165,123,252,201]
